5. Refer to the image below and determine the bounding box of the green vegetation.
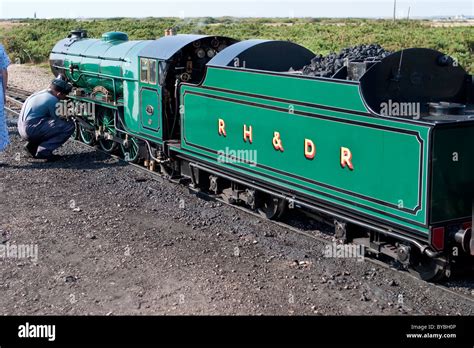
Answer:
[0,17,473,72]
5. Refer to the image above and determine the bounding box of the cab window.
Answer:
[158,61,168,86]
[140,58,149,83]
[149,59,157,84]
[140,58,157,85]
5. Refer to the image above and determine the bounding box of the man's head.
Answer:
[50,78,72,100]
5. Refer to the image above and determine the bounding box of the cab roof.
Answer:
[139,34,236,60]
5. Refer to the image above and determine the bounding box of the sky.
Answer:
[0,0,472,19]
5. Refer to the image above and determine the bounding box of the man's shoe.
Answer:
[23,142,38,158]
[35,153,62,162]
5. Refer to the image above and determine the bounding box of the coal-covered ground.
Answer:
[0,65,473,315]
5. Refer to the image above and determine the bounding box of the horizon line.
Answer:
[1,15,473,20]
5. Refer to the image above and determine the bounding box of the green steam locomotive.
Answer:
[49,30,474,281]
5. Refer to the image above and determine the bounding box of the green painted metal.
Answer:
[430,124,474,224]
[98,109,118,152]
[102,31,129,42]
[120,41,158,140]
[50,35,163,143]
[138,86,162,139]
[179,66,431,235]
[203,66,369,113]
[52,39,145,95]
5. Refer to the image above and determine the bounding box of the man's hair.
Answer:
[50,83,62,93]
[50,78,72,94]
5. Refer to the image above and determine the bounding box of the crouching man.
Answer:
[18,78,75,161]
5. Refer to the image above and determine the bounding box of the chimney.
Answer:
[165,28,176,36]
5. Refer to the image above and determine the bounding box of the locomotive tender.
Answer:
[49,30,474,281]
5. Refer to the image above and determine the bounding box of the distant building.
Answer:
[448,15,467,21]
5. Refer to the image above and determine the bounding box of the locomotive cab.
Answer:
[136,34,238,142]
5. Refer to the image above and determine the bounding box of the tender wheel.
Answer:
[257,193,286,220]
[120,137,141,163]
[98,111,118,153]
[409,254,448,282]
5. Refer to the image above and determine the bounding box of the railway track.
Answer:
[5,86,474,307]
[4,86,28,115]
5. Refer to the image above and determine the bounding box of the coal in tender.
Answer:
[302,44,392,78]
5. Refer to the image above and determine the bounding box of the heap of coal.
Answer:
[302,44,392,78]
